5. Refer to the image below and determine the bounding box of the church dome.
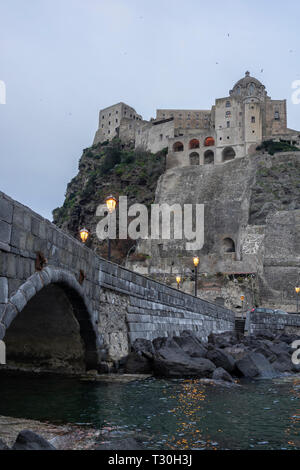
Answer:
[230,71,267,100]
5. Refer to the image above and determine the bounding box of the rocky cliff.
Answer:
[53,138,167,263]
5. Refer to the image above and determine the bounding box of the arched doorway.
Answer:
[204,136,215,147]
[189,139,200,149]
[173,141,184,152]
[222,147,236,162]
[189,152,200,165]
[222,237,236,253]
[4,280,99,373]
[204,150,214,164]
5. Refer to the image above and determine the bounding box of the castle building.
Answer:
[93,72,299,167]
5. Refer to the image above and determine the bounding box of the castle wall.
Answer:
[135,119,175,153]
[156,109,212,131]
[264,99,287,137]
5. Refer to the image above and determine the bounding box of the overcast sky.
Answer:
[0,0,299,220]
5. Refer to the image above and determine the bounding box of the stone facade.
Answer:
[247,310,300,336]
[93,72,299,170]
[0,191,234,372]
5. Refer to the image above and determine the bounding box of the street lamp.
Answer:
[193,256,199,297]
[240,295,245,318]
[79,227,89,243]
[295,287,300,314]
[176,275,181,290]
[105,195,117,261]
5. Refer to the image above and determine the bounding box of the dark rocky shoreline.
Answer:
[122,329,300,382]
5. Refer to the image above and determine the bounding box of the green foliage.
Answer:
[256,140,300,156]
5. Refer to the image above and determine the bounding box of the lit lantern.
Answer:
[193,256,200,267]
[79,227,89,243]
[176,275,181,289]
[295,287,300,294]
[105,195,117,214]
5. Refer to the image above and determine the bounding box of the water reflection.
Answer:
[0,374,299,449]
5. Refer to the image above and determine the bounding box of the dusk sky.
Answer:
[1,0,299,220]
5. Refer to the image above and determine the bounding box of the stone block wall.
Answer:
[247,311,300,336]
[0,191,235,365]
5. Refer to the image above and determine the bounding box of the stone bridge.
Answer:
[0,191,234,373]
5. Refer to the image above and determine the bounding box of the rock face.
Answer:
[12,430,56,450]
[206,347,236,373]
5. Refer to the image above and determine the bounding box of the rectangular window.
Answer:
[226,101,231,107]
[274,111,280,120]
[227,121,230,128]
[251,116,256,123]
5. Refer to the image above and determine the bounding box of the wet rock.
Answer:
[173,331,207,358]
[212,367,234,383]
[254,330,276,341]
[272,352,294,373]
[132,338,155,358]
[12,430,56,450]
[0,438,10,450]
[95,437,144,450]
[208,331,238,349]
[224,345,249,361]
[153,355,216,378]
[124,352,152,374]
[206,347,236,373]
[235,352,276,379]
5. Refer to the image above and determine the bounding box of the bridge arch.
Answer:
[1,268,100,373]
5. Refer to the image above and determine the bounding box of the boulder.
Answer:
[235,352,276,379]
[0,439,10,450]
[224,345,249,361]
[254,330,276,341]
[206,347,236,373]
[132,338,155,358]
[212,367,234,383]
[124,352,152,374]
[272,352,294,373]
[208,331,238,349]
[12,430,56,450]
[153,355,216,378]
[173,331,207,358]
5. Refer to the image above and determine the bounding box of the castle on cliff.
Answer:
[93,72,299,168]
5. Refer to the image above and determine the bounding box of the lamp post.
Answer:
[240,295,245,319]
[105,195,117,261]
[295,287,300,314]
[176,275,181,290]
[193,256,199,297]
[79,227,89,243]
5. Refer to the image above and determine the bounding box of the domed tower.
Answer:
[229,71,268,102]
[214,71,267,164]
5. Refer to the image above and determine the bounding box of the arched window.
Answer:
[274,111,280,121]
[222,147,236,162]
[189,139,200,149]
[173,141,184,152]
[249,83,255,95]
[189,152,200,166]
[204,136,215,147]
[222,238,235,253]
[204,150,214,165]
